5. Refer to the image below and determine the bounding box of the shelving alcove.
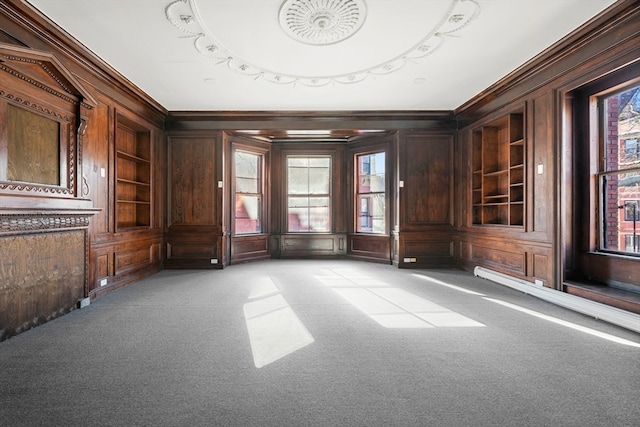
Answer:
[471,111,525,227]
[115,113,152,230]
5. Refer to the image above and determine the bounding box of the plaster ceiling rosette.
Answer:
[166,0,480,87]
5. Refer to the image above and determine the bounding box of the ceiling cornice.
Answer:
[166,110,456,132]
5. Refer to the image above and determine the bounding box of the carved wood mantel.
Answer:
[0,43,99,341]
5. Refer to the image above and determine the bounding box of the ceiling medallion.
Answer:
[278,0,367,46]
[165,0,480,87]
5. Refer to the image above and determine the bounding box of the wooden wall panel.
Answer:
[471,244,526,276]
[580,252,640,288]
[0,230,85,340]
[169,137,216,226]
[165,134,222,268]
[405,240,452,258]
[115,246,153,274]
[231,235,270,263]
[532,95,552,233]
[84,100,112,236]
[280,234,346,257]
[89,237,162,297]
[402,134,453,226]
[396,132,454,267]
[398,232,455,267]
[458,234,554,286]
[166,135,221,268]
[533,254,549,285]
[96,253,109,279]
[347,234,391,263]
[168,242,217,259]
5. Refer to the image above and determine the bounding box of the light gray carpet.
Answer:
[1,259,638,426]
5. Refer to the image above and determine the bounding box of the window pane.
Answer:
[308,166,330,194]
[309,157,330,168]
[357,194,385,233]
[236,177,258,193]
[600,171,640,254]
[236,151,259,193]
[234,151,262,235]
[604,85,640,172]
[286,156,331,232]
[288,208,308,232]
[600,84,640,254]
[624,200,640,221]
[287,196,331,232]
[308,205,330,232]
[288,157,309,167]
[356,152,385,233]
[287,166,309,195]
[235,194,261,234]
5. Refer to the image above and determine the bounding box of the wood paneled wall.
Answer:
[395,132,455,268]
[0,0,166,339]
[455,0,640,289]
[165,134,224,268]
[1,0,638,341]
[84,99,165,298]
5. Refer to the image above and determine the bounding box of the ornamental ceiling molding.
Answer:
[166,0,480,87]
[278,0,368,46]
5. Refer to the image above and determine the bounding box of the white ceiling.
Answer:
[27,0,618,112]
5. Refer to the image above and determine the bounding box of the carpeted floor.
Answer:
[1,259,638,426]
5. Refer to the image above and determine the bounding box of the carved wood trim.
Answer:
[0,88,71,120]
[0,90,76,195]
[0,213,92,235]
[0,60,78,104]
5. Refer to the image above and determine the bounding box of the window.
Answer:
[598,84,640,254]
[287,156,331,232]
[624,234,640,253]
[624,200,640,222]
[624,138,639,161]
[234,150,262,234]
[356,152,385,233]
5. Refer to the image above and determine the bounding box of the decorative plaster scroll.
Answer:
[278,0,367,46]
[165,0,480,87]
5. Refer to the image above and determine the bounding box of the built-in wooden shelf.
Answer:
[472,111,525,227]
[115,114,152,229]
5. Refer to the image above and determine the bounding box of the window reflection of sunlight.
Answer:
[318,270,485,329]
[244,283,314,368]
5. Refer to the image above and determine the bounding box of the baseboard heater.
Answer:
[474,266,640,334]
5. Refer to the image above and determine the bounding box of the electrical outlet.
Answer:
[535,279,544,287]
[100,278,107,286]
[211,259,218,264]
[410,258,417,263]
[403,258,411,263]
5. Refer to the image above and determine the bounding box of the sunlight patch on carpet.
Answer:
[484,298,640,348]
[413,274,485,296]
[244,280,314,368]
[317,270,485,328]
